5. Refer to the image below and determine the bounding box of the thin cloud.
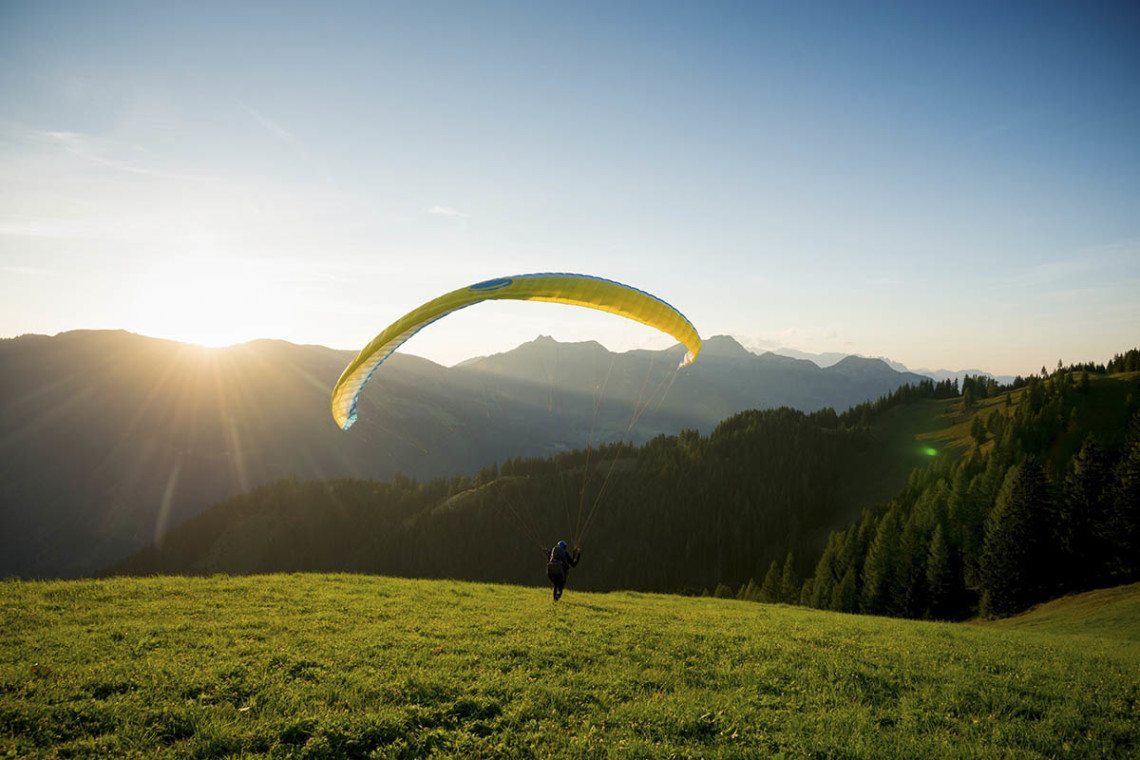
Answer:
[232,99,333,182]
[1008,239,1140,289]
[234,99,299,146]
[735,326,857,357]
[43,131,206,180]
[426,205,469,219]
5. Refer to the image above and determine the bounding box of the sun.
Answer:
[129,256,288,347]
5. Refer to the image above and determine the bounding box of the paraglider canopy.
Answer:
[330,272,702,430]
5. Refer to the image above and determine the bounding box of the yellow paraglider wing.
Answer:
[331,273,702,429]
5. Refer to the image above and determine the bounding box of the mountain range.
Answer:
[2,329,930,577]
[770,346,1016,385]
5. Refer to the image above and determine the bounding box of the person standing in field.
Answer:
[546,540,581,601]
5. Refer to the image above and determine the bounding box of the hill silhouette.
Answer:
[1,329,928,577]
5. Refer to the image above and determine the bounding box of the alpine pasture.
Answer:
[2,575,1136,758]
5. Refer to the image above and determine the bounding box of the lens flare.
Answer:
[922,446,938,457]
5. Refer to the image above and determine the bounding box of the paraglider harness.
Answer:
[547,545,580,585]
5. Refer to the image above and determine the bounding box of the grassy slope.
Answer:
[2,576,1136,758]
[988,583,1140,644]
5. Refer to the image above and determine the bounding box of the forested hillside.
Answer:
[799,353,1140,619]
[118,376,962,588]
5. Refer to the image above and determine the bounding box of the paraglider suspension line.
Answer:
[574,354,615,544]
[577,360,680,547]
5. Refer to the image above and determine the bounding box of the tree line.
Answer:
[794,362,1139,619]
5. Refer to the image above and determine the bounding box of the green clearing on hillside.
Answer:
[861,396,966,482]
[917,372,1140,465]
[2,576,1136,758]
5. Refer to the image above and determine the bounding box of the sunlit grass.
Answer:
[987,582,1140,645]
[2,575,1136,758]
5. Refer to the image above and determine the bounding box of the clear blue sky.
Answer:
[1,1,1137,374]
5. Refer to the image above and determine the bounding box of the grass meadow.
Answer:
[2,575,1136,758]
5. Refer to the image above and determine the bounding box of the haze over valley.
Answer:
[2,328,933,577]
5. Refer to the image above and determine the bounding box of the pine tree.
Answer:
[758,559,780,603]
[971,416,987,446]
[860,509,901,615]
[894,511,930,618]
[778,552,799,604]
[986,410,1005,438]
[809,535,840,609]
[831,567,858,613]
[925,524,956,619]
[1062,437,1113,586]
[954,474,988,589]
[980,459,1054,616]
[1106,416,1140,580]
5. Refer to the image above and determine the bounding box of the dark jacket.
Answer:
[548,544,580,573]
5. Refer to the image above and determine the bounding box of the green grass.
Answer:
[987,583,1140,645]
[2,576,1137,758]
[875,397,970,459]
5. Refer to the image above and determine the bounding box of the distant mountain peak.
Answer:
[831,355,891,370]
[772,347,849,367]
[518,334,604,350]
[701,334,752,357]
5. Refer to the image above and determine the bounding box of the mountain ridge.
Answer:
[2,328,932,577]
